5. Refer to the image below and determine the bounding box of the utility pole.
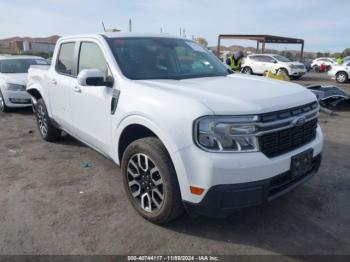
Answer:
[129,18,132,32]
[102,21,106,32]
[179,27,182,37]
[182,29,186,38]
[160,27,163,33]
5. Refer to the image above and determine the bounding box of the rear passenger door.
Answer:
[251,55,266,74]
[50,42,77,131]
[69,41,113,155]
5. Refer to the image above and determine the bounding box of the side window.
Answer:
[260,56,275,63]
[78,42,110,77]
[249,55,259,61]
[56,42,75,75]
[253,56,264,62]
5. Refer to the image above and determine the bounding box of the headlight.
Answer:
[194,116,259,152]
[6,83,26,91]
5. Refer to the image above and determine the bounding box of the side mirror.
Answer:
[271,59,277,63]
[77,69,114,87]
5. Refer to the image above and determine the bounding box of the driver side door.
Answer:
[70,41,114,155]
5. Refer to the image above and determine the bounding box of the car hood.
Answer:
[138,74,317,115]
[0,73,28,85]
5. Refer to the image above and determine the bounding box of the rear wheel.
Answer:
[35,99,61,141]
[336,71,349,83]
[242,67,253,75]
[121,137,184,224]
[0,90,10,113]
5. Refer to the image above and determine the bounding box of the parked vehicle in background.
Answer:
[301,58,312,72]
[27,33,323,224]
[241,54,307,79]
[328,60,350,83]
[0,55,48,112]
[311,57,337,72]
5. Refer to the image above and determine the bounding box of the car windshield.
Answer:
[107,37,229,80]
[273,55,291,62]
[0,58,48,73]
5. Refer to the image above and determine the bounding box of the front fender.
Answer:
[113,114,181,165]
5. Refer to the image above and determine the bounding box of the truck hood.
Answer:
[0,73,28,85]
[138,74,317,114]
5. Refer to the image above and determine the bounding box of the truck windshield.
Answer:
[107,37,229,80]
[0,59,48,73]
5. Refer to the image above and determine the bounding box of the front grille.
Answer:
[259,118,318,158]
[260,101,318,123]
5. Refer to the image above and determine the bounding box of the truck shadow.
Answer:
[165,139,350,257]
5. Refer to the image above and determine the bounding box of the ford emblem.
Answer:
[293,116,306,127]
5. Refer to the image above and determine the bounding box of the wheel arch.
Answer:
[115,115,179,166]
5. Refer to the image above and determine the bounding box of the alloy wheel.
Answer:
[337,73,346,83]
[36,104,48,136]
[127,153,164,213]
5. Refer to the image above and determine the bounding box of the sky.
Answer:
[0,0,349,52]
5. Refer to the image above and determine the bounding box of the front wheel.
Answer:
[35,99,61,141]
[0,90,10,113]
[242,67,253,75]
[121,137,184,224]
[336,72,349,83]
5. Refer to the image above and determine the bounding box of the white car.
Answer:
[311,57,337,71]
[241,54,307,79]
[27,33,323,224]
[0,55,48,112]
[328,61,350,83]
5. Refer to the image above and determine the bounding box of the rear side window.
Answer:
[56,42,75,75]
[78,42,110,77]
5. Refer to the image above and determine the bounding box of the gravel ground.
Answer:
[0,72,349,256]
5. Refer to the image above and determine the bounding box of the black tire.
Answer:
[336,71,349,83]
[312,65,320,72]
[0,90,10,113]
[242,67,253,75]
[35,99,61,141]
[121,137,184,224]
[291,75,302,80]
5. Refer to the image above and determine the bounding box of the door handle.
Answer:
[73,86,82,93]
[51,79,57,85]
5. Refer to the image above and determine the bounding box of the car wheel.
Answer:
[336,72,348,83]
[121,137,184,224]
[0,90,10,113]
[35,99,61,141]
[279,68,289,76]
[242,67,253,75]
[312,65,320,72]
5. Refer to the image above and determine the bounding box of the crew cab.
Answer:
[241,54,307,79]
[0,55,48,112]
[27,33,323,224]
[328,61,350,83]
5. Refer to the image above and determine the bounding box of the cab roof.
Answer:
[58,32,183,41]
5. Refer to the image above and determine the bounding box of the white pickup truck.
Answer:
[27,33,323,224]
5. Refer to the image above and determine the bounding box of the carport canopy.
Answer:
[217,34,305,60]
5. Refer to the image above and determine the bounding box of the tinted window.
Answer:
[78,42,109,77]
[108,37,228,80]
[0,59,48,73]
[260,56,275,63]
[56,42,75,75]
[249,55,261,61]
[273,55,291,62]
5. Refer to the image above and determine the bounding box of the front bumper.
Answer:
[172,126,323,206]
[289,69,307,76]
[3,90,32,107]
[184,154,322,217]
